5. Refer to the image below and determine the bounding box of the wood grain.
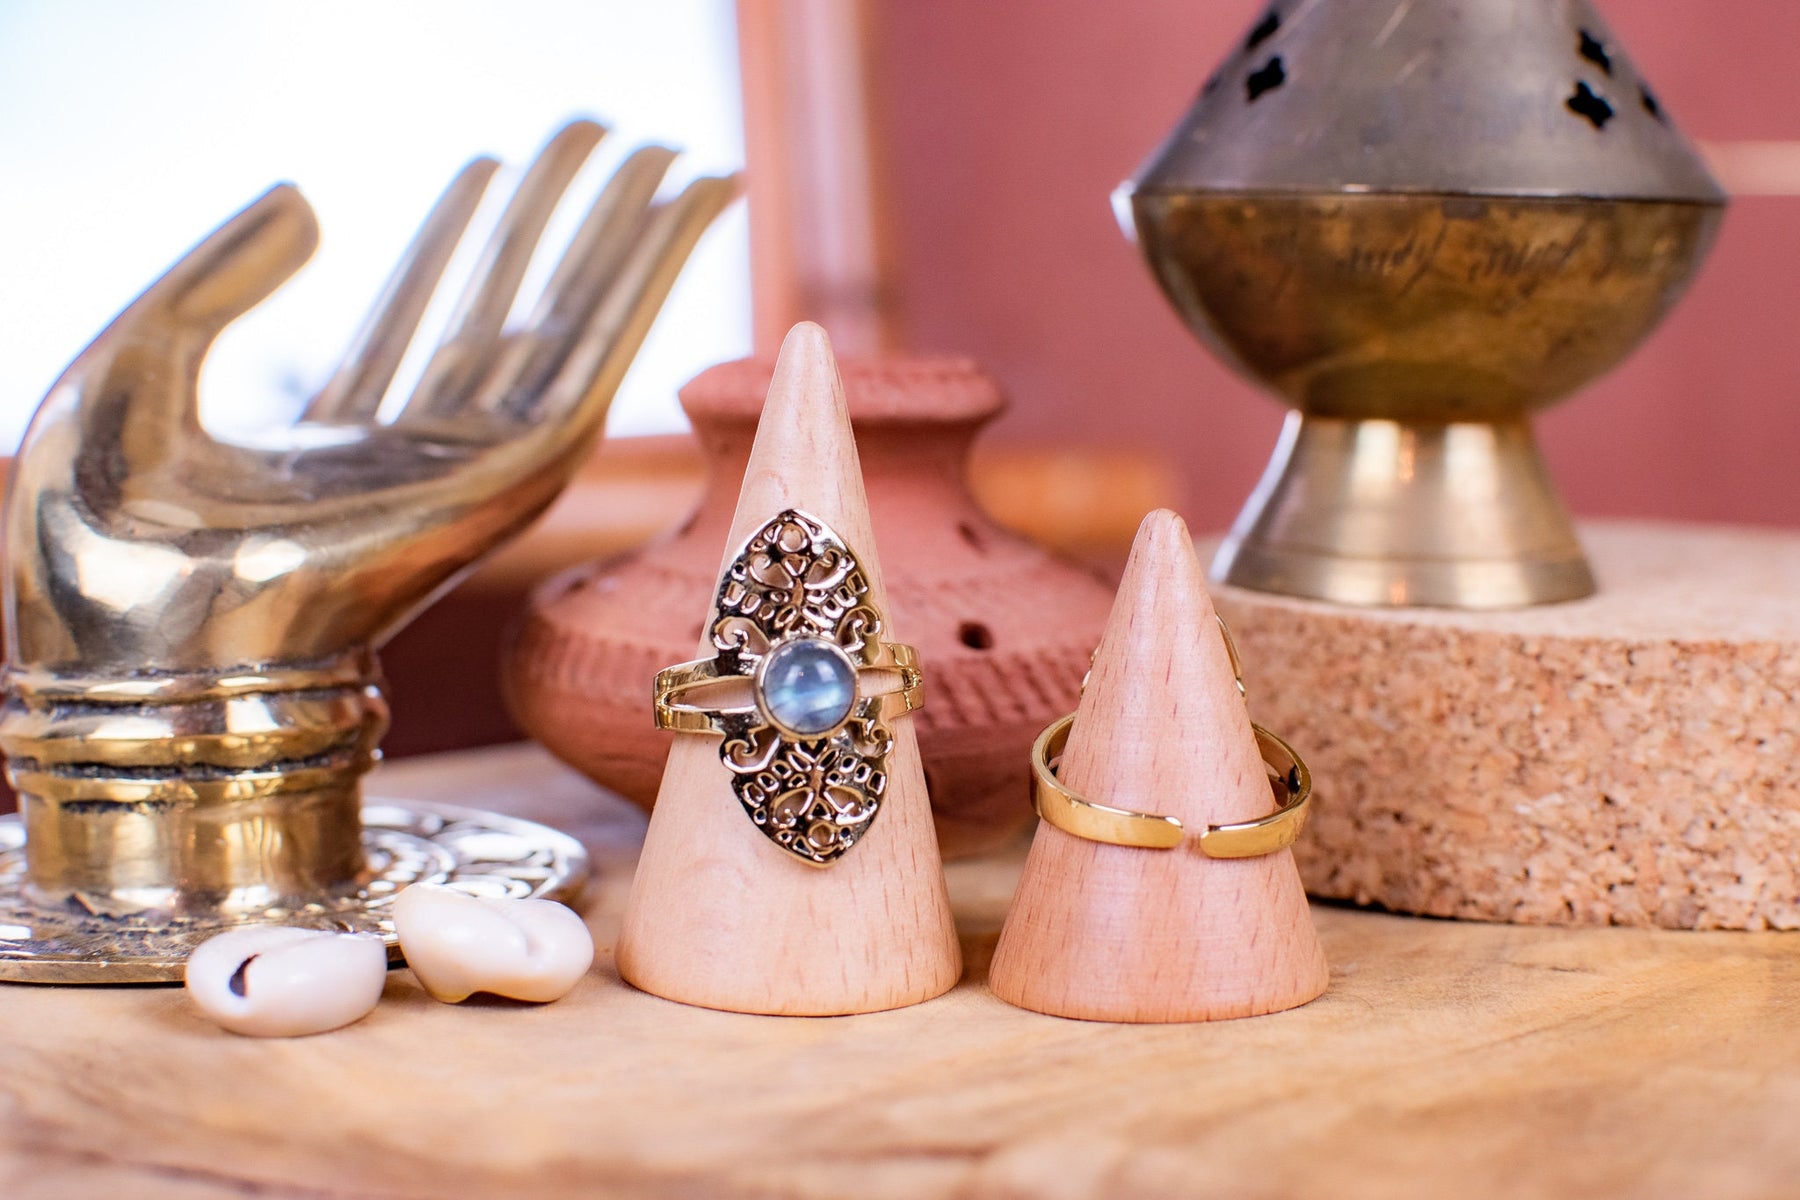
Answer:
[1,741,1799,1199]
[616,322,960,1014]
[990,510,1326,1020]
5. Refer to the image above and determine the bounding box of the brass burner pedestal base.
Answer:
[1211,414,1597,609]
[0,800,589,984]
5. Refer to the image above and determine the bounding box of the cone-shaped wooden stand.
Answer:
[989,510,1327,1022]
[616,323,961,1015]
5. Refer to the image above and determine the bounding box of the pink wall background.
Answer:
[867,1,1800,534]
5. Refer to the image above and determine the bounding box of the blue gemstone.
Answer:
[760,638,857,735]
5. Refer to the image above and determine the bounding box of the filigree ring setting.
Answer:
[653,509,922,867]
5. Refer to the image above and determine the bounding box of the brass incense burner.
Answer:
[1120,0,1725,607]
[0,122,734,981]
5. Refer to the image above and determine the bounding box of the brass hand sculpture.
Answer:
[0,122,734,976]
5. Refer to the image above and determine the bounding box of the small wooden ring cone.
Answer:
[989,509,1328,1021]
[616,322,961,1015]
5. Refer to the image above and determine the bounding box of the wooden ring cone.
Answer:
[989,509,1328,1022]
[616,322,961,1014]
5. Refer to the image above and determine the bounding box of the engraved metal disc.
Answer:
[0,800,589,984]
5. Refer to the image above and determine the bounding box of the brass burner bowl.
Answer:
[1126,189,1722,605]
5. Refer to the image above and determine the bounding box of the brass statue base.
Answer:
[0,800,587,984]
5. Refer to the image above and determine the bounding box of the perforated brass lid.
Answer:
[1130,0,1725,204]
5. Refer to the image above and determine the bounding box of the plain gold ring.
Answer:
[1030,712,1312,858]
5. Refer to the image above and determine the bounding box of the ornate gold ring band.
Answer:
[1031,713,1312,857]
[654,641,922,739]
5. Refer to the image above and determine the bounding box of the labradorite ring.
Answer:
[652,509,923,867]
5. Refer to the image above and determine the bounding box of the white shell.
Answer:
[393,883,594,1004]
[185,926,388,1037]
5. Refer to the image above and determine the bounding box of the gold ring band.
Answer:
[654,642,923,737]
[1030,712,1312,857]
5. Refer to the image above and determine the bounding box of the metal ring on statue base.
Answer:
[0,800,588,984]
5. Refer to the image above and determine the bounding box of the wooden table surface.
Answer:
[3,744,1797,1199]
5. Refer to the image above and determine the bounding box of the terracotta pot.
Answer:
[503,357,1114,857]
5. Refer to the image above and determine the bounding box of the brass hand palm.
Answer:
[5,122,734,683]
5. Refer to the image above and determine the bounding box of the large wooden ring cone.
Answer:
[616,322,961,1015]
[989,509,1327,1021]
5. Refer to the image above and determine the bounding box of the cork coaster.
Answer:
[1210,520,1800,930]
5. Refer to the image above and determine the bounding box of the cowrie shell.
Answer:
[185,926,387,1037]
[393,884,594,1004]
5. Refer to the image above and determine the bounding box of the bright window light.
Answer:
[0,0,749,447]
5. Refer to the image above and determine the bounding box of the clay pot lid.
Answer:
[680,355,1004,423]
